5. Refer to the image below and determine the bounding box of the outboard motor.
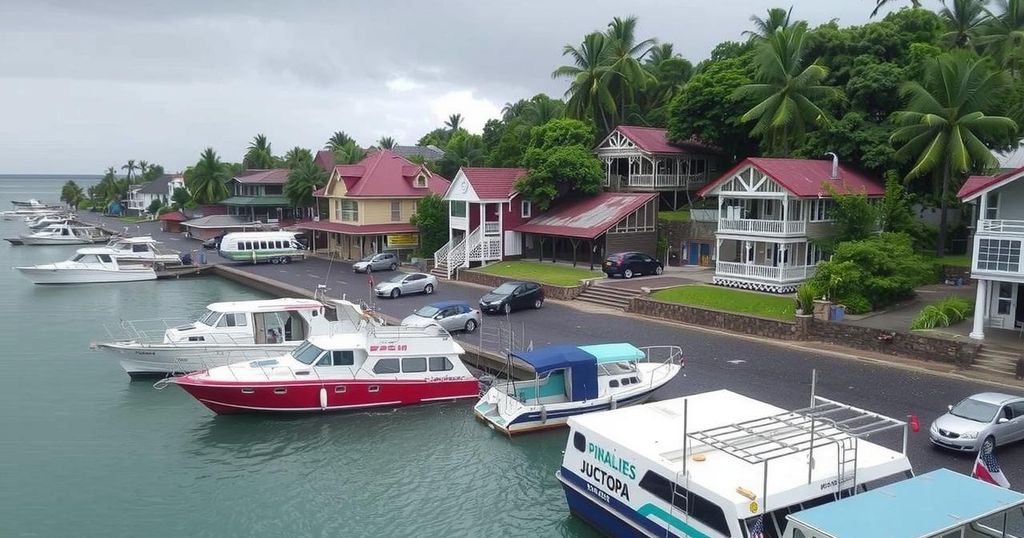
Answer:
[477,374,496,396]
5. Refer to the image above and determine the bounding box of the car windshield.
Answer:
[291,341,326,365]
[198,309,220,326]
[415,305,440,318]
[386,274,406,283]
[950,398,1000,422]
[492,283,519,294]
[359,254,375,262]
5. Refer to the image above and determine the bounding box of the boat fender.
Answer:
[540,406,547,424]
[610,397,617,410]
[319,387,327,410]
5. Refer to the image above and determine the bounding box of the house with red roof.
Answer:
[222,169,296,225]
[594,125,722,209]
[957,166,1024,340]
[295,149,449,260]
[697,156,884,293]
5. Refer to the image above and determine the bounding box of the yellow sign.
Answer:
[387,234,419,248]
[749,501,759,514]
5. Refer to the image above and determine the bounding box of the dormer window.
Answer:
[415,174,427,188]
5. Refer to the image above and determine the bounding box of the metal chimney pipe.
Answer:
[825,152,839,180]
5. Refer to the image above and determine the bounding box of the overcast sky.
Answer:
[0,0,940,174]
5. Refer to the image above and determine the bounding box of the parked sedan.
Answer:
[603,251,663,279]
[401,301,481,333]
[202,234,226,250]
[353,252,398,273]
[479,281,544,315]
[374,272,437,299]
[929,392,1024,451]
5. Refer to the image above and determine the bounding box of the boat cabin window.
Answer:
[332,351,354,366]
[315,353,332,367]
[572,431,586,452]
[132,244,149,253]
[199,309,221,326]
[253,311,306,344]
[373,358,400,374]
[62,228,70,236]
[639,471,732,536]
[428,356,453,371]
[402,357,427,373]
[217,313,247,327]
[292,341,326,365]
[609,380,620,388]
[98,254,113,263]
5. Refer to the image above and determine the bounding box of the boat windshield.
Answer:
[950,398,1000,422]
[414,305,440,318]
[71,254,85,262]
[291,341,325,365]
[198,309,221,326]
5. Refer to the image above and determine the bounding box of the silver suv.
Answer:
[353,252,398,273]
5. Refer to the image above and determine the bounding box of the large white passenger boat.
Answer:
[106,236,181,265]
[557,382,914,538]
[15,247,157,284]
[94,298,373,377]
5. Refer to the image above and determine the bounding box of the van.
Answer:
[218,231,306,264]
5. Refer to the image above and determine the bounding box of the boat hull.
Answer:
[16,266,156,284]
[475,389,657,435]
[18,236,91,245]
[174,377,481,414]
[96,342,302,377]
[557,468,673,538]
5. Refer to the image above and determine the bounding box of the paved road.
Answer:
[78,213,1024,487]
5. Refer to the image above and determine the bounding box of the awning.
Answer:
[219,196,290,207]
[511,345,599,400]
[294,220,419,235]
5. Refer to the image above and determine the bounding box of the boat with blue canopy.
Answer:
[784,468,1024,538]
[474,342,682,435]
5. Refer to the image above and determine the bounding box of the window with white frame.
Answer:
[415,174,427,188]
[339,200,358,222]
[450,201,466,218]
[985,192,1000,220]
[391,200,402,222]
[521,200,532,219]
[788,199,803,221]
[809,199,834,221]
[805,244,827,265]
[612,202,656,233]
[977,238,1021,272]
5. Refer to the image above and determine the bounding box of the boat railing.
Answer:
[638,345,684,383]
[102,318,194,344]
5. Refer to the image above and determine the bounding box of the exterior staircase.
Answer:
[430,260,449,280]
[974,344,1021,377]
[575,285,643,311]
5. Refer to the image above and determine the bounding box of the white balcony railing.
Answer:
[484,221,500,235]
[977,219,1024,236]
[716,261,817,282]
[627,173,707,188]
[450,215,468,230]
[718,219,806,236]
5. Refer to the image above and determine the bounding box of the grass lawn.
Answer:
[932,254,971,268]
[478,261,603,287]
[659,209,690,222]
[651,284,796,321]
[116,215,150,224]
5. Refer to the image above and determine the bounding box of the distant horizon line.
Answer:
[0,174,105,179]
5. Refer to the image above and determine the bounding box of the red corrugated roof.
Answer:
[158,211,187,222]
[314,149,334,174]
[294,220,418,235]
[697,157,883,198]
[461,167,528,200]
[957,166,1023,200]
[235,169,290,184]
[608,125,720,155]
[513,192,658,240]
[313,186,327,197]
[330,150,449,197]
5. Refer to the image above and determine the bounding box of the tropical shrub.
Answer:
[795,283,817,314]
[910,297,974,330]
[410,194,449,257]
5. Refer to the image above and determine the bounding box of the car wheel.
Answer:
[389,263,397,271]
[503,303,512,315]
[424,284,434,294]
[655,265,663,275]
[390,288,400,299]
[533,298,543,309]
[624,268,633,279]
[984,435,996,450]
[281,256,291,265]
[365,266,373,273]
[464,319,477,333]
[270,257,280,265]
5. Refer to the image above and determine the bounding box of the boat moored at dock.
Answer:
[170,324,479,414]
[15,247,157,284]
[474,343,683,435]
[16,222,111,245]
[106,236,182,265]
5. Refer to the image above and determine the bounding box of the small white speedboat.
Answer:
[106,236,182,265]
[26,214,73,229]
[16,247,157,284]
[19,223,107,245]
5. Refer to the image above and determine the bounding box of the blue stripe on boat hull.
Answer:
[507,390,653,426]
[558,467,684,538]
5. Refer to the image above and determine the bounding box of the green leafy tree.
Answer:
[121,160,137,183]
[171,186,192,211]
[939,0,992,48]
[146,198,165,215]
[633,44,693,126]
[978,0,1024,72]
[409,193,449,257]
[243,133,275,169]
[820,186,880,250]
[743,6,794,40]
[284,159,329,210]
[333,141,366,165]
[139,163,165,183]
[514,119,604,210]
[890,52,1017,255]
[603,16,657,127]
[326,131,355,151]
[871,0,923,18]
[417,128,451,148]
[283,147,313,169]
[438,129,486,179]
[667,54,757,159]
[485,94,566,167]
[444,114,463,132]
[554,32,616,133]
[185,148,231,204]
[60,180,84,209]
[377,136,397,150]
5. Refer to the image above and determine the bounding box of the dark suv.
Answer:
[603,252,663,279]
[479,281,544,315]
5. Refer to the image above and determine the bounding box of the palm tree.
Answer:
[743,6,794,40]
[444,114,463,132]
[138,160,151,180]
[523,95,566,125]
[734,23,838,155]
[333,141,366,165]
[890,53,1017,255]
[377,136,397,149]
[553,32,616,132]
[243,134,275,169]
[502,100,528,121]
[185,148,231,204]
[284,160,329,212]
[871,0,923,18]
[940,0,991,48]
[60,180,84,209]
[326,131,355,151]
[283,147,313,169]
[978,0,1024,73]
[645,43,676,66]
[121,160,137,182]
[604,16,657,127]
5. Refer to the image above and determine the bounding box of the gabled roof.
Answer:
[457,167,528,200]
[602,125,720,155]
[158,211,187,222]
[234,169,290,185]
[327,149,449,198]
[314,149,335,174]
[513,192,657,240]
[957,165,1023,201]
[698,157,883,198]
[137,174,180,195]
[392,144,445,161]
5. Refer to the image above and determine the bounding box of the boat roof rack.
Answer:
[687,395,907,465]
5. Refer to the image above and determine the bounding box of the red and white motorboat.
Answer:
[170,325,480,414]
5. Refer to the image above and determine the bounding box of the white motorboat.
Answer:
[11,199,56,209]
[18,223,108,245]
[106,236,182,265]
[26,214,74,230]
[15,247,157,284]
[94,299,380,378]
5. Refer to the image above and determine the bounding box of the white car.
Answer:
[374,272,437,299]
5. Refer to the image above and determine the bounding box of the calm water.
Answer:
[0,178,594,537]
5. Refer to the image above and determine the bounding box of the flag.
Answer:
[749,515,766,538]
[368,274,375,288]
[972,440,1011,489]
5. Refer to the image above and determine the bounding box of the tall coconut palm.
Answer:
[523,95,566,125]
[979,0,1024,72]
[60,180,84,209]
[743,6,794,40]
[444,114,463,132]
[734,23,838,156]
[283,147,313,169]
[553,32,616,132]
[137,160,150,181]
[502,100,528,121]
[871,0,923,18]
[333,141,366,165]
[186,148,231,204]
[243,134,275,169]
[377,136,397,149]
[940,0,991,48]
[891,53,1017,255]
[121,160,137,182]
[284,159,329,210]
[604,16,657,127]
[645,43,676,66]
[326,131,355,151]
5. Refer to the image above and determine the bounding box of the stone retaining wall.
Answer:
[457,269,585,300]
[627,296,804,340]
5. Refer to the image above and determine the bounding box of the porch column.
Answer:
[744,241,753,264]
[497,202,504,259]
[718,196,724,223]
[589,240,595,270]
[782,194,789,224]
[970,279,988,340]
[447,201,453,258]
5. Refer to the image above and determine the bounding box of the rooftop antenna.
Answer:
[825,152,839,180]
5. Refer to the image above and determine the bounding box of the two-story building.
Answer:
[594,125,721,209]
[959,167,1024,340]
[221,169,297,225]
[295,150,449,260]
[124,173,185,215]
[697,156,884,293]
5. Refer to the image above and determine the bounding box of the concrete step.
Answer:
[980,346,1020,359]
[973,363,1017,376]
[576,286,643,310]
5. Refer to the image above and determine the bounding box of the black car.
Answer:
[603,251,663,279]
[479,281,544,315]
[202,234,226,250]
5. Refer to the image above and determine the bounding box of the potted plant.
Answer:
[795,284,816,317]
